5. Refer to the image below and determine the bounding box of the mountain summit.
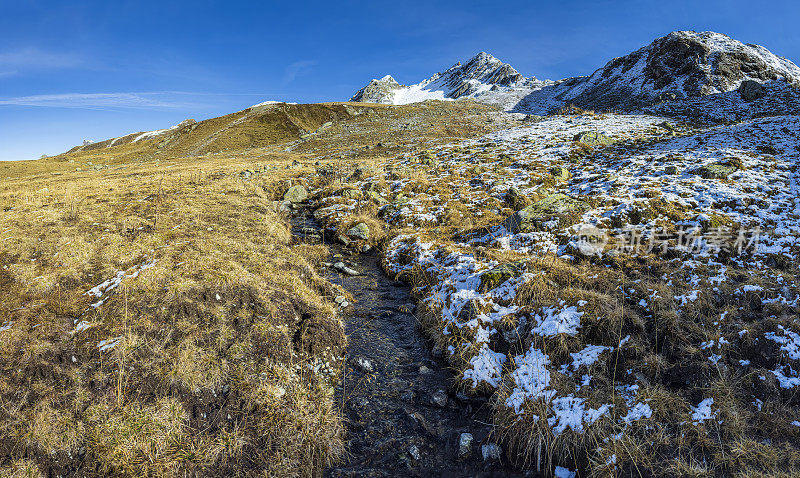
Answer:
[351,52,547,108]
[352,31,800,116]
[519,30,800,113]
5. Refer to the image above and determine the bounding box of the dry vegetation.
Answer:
[5,98,794,476]
[0,152,349,476]
[0,100,510,477]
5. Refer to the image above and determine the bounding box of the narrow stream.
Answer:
[291,211,522,477]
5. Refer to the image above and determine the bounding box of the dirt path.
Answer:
[292,211,522,477]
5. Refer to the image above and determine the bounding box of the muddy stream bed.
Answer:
[291,210,524,477]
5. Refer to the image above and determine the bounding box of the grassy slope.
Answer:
[0,100,505,477]
[0,154,349,476]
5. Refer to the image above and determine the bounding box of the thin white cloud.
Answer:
[0,71,17,78]
[284,60,316,83]
[0,92,185,109]
[0,48,83,69]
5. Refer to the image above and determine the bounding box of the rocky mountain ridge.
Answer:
[351,52,550,109]
[352,31,800,116]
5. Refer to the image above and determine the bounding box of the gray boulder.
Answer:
[739,80,765,101]
[284,185,308,203]
[573,131,615,147]
[346,222,370,241]
[504,193,590,233]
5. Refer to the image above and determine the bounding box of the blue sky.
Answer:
[1,0,798,161]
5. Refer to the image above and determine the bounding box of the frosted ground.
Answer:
[312,109,800,473]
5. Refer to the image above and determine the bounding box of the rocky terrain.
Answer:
[1,29,799,477]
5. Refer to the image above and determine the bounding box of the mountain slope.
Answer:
[352,31,800,117]
[63,102,371,162]
[351,52,550,109]
[517,30,800,114]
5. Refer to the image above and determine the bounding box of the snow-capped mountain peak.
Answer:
[350,52,544,107]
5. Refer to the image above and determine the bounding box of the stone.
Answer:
[550,166,571,182]
[573,131,614,146]
[341,188,362,199]
[336,234,352,247]
[664,165,679,175]
[504,193,590,233]
[352,357,374,373]
[504,187,530,211]
[481,443,502,462]
[695,162,739,179]
[739,79,766,101]
[313,205,340,222]
[283,185,308,203]
[657,121,677,132]
[273,200,293,214]
[479,260,527,293]
[458,433,473,458]
[346,222,370,241]
[431,390,448,407]
[333,262,359,276]
[366,190,388,204]
[408,445,421,460]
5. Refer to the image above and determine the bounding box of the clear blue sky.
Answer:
[1,0,798,161]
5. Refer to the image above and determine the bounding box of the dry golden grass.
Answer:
[0,150,347,476]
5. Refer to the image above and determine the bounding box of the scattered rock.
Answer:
[504,187,530,210]
[346,222,370,241]
[366,190,388,204]
[481,443,502,462]
[431,390,448,407]
[333,261,360,276]
[479,260,527,293]
[458,433,473,458]
[419,365,431,374]
[739,79,766,101]
[337,234,352,247]
[573,131,614,146]
[664,165,679,175]
[408,445,421,461]
[550,166,571,182]
[504,193,590,233]
[284,185,308,203]
[351,357,374,373]
[341,188,363,199]
[313,205,339,222]
[695,161,739,179]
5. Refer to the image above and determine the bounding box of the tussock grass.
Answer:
[0,153,345,476]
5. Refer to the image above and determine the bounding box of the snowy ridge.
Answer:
[350,52,551,109]
[518,31,800,114]
[352,31,800,116]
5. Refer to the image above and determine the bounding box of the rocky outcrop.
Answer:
[350,75,403,104]
[517,31,800,114]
